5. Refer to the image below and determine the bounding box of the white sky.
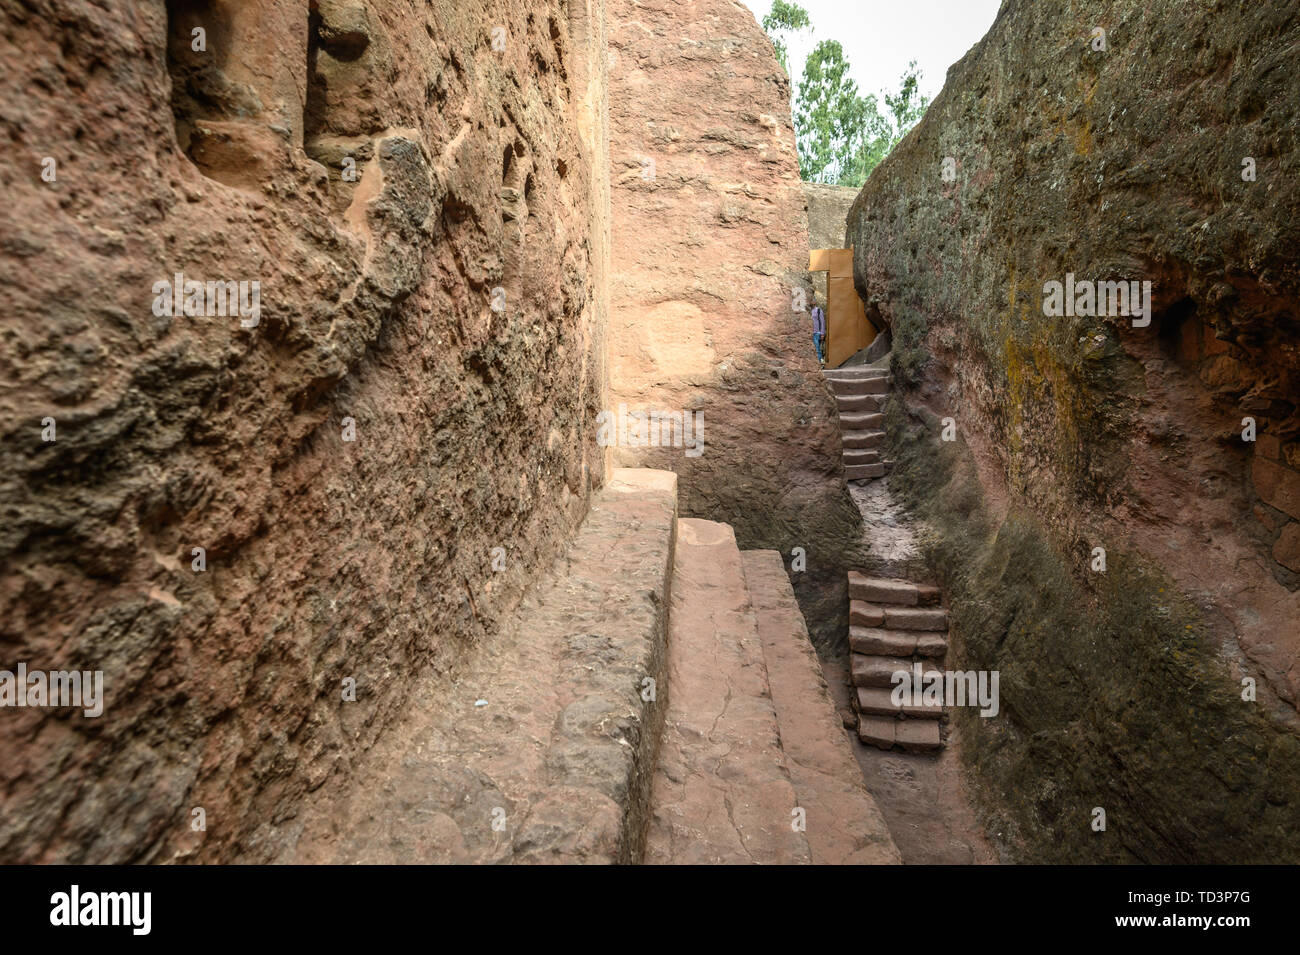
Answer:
[737,0,1003,104]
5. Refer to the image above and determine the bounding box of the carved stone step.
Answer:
[849,626,947,658]
[840,413,885,431]
[834,393,886,413]
[880,606,948,631]
[828,377,890,396]
[848,573,918,605]
[845,463,885,480]
[855,686,945,719]
[844,449,881,466]
[841,429,886,449]
[856,715,943,752]
[850,654,942,688]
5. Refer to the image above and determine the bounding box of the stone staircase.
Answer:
[275,469,899,864]
[847,571,950,753]
[824,365,893,481]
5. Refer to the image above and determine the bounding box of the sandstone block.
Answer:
[848,573,919,605]
[857,715,897,748]
[849,600,885,627]
[1254,457,1300,520]
[883,607,949,631]
[856,686,944,719]
[850,626,918,656]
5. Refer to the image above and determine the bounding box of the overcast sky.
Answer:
[736,0,1003,104]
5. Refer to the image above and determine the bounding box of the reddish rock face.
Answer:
[1274,523,1300,574]
[846,0,1300,862]
[0,0,609,862]
[605,0,861,648]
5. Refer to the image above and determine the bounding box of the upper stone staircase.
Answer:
[824,365,893,481]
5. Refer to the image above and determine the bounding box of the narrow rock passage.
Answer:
[825,661,997,865]
[828,450,998,862]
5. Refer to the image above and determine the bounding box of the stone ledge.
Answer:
[276,469,678,864]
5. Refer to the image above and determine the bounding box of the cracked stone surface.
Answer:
[646,519,810,864]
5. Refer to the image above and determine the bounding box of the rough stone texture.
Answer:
[1275,522,1300,574]
[605,0,862,653]
[825,655,997,865]
[848,0,1300,862]
[269,469,676,864]
[741,549,901,864]
[803,182,859,310]
[646,520,810,864]
[0,0,609,862]
[849,477,927,580]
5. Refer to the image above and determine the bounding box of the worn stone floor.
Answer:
[824,656,998,865]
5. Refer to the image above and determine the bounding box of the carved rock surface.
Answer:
[0,0,609,862]
[848,0,1300,862]
[605,0,861,650]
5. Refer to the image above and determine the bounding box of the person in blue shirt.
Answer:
[811,302,826,364]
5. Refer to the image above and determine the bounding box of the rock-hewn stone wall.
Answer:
[848,0,1300,862]
[804,181,858,311]
[605,0,862,650]
[0,0,609,862]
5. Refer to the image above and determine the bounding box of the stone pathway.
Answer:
[646,519,810,865]
[646,520,900,864]
[742,550,901,864]
[821,406,998,862]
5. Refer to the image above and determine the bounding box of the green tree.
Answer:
[884,60,929,142]
[795,40,886,185]
[761,0,810,74]
[764,2,932,187]
[798,52,930,188]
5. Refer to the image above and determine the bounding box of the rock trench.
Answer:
[1,0,1296,866]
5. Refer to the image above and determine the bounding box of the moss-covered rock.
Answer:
[853,0,1300,860]
[887,400,1300,862]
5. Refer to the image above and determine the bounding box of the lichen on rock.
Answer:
[850,0,1300,862]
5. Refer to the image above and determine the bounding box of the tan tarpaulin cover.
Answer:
[809,247,875,367]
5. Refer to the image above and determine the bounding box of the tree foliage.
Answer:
[760,3,931,188]
[761,0,811,74]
